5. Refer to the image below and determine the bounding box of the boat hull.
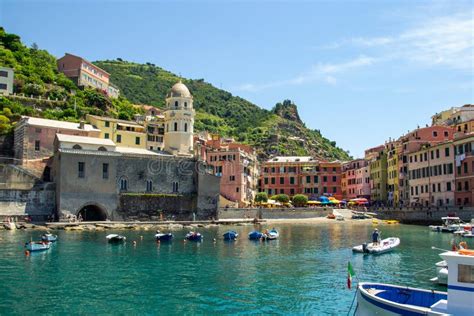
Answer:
[223,231,238,240]
[25,242,51,252]
[248,231,263,240]
[352,238,400,254]
[155,233,173,241]
[185,233,203,241]
[42,234,58,242]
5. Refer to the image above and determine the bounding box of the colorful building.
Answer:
[386,140,402,206]
[454,132,474,207]
[407,141,455,207]
[0,66,14,95]
[57,53,119,98]
[86,115,146,149]
[342,158,369,200]
[259,157,342,199]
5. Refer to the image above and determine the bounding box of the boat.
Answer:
[355,249,474,316]
[327,213,336,219]
[352,237,400,255]
[248,231,263,240]
[430,260,448,286]
[460,226,474,238]
[185,231,203,241]
[155,232,173,241]
[383,220,399,225]
[106,234,126,243]
[429,216,467,233]
[25,241,51,252]
[223,230,238,241]
[262,229,279,241]
[3,218,16,230]
[41,233,58,242]
[351,211,374,219]
[333,210,344,221]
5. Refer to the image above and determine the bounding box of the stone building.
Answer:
[53,134,220,221]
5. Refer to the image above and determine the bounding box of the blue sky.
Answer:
[1,0,473,157]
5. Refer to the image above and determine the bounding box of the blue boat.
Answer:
[248,231,263,240]
[185,232,203,242]
[25,241,51,252]
[223,231,238,241]
[155,232,173,241]
[41,233,58,242]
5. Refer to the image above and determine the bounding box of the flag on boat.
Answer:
[347,262,355,289]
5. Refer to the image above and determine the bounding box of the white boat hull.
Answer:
[353,237,400,254]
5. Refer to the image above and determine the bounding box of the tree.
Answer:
[255,192,268,203]
[292,194,308,207]
[274,194,290,203]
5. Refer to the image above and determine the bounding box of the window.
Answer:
[104,133,109,139]
[447,182,452,191]
[78,162,85,178]
[323,176,327,182]
[280,189,284,194]
[0,83,6,90]
[98,146,107,151]
[236,187,239,193]
[35,140,40,151]
[35,128,41,133]
[172,182,179,192]
[280,177,284,184]
[184,123,188,132]
[314,176,318,183]
[103,163,109,179]
[306,176,311,183]
[116,135,122,143]
[120,177,128,191]
[444,131,449,137]
[146,180,153,192]
[271,178,276,185]
[105,121,110,128]
[72,144,82,150]
[332,176,336,182]
[135,137,140,145]
[264,178,269,185]
[290,188,295,195]
[438,183,441,192]
[174,101,178,108]
[290,177,295,185]
[0,70,8,77]
[433,131,438,137]
[445,147,450,157]
[332,187,337,193]
[174,122,178,131]
[458,264,474,284]
[323,187,327,193]
[184,102,188,108]
[436,149,440,159]
[464,163,468,174]
[230,175,235,181]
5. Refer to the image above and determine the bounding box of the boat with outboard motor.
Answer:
[41,233,58,242]
[185,231,203,241]
[355,249,474,315]
[262,229,279,241]
[25,240,51,252]
[155,231,173,242]
[106,234,126,243]
[352,237,400,255]
[248,231,263,240]
[223,230,238,241]
[429,216,468,233]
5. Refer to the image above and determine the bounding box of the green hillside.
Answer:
[95,60,351,160]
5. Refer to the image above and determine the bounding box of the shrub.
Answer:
[255,192,268,203]
[274,194,290,203]
[292,194,308,207]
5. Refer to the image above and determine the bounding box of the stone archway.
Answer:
[77,203,108,221]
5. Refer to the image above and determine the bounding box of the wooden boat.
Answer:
[248,231,263,240]
[106,234,126,243]
[155,232,173,241]
[41,233,58,242]
[262,229,279,241]
[185,232,203,242]
[355,250,474,315]
[352,237,400,255]
[223,230,238,240]
[25,241,51,252]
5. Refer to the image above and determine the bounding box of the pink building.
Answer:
[342,159,370,200]
[454,132,474,207]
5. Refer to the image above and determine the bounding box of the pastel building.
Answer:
[0,66,14,95]
[366,146,387,203]
[57,53,119,98]
[454,133,474,207]
[86,115,146,149]
[407,141,455,207]
[342,158,369,200]
[386,140,402,206]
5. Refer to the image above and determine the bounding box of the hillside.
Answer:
[95,60,351,160]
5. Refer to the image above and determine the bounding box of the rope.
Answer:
[347,284,358,316]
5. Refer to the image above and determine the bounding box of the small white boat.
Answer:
[356,249,474,316]
[262,229,279,240]
[352,237,400,255]
[106,234,126,243]
[430,260,448,285]
[429,216,467,233]
[333,210,344,221]
[3,218,16,230]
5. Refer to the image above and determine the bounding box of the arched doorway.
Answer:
[77,204,108,221]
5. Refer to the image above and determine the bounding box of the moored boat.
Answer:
[430,260,448,285]
[223,230,238,241]
[429,216,467,233]
[3,218,16,230]
[41,233,58,242]
[352,237,400,255]
[248,231,263,240]
[106,234,126,243]
[185,231,203,241]
[155,232,173,242]
[356,249,474,315]
[262,229,279,241]
[25,241,51,252]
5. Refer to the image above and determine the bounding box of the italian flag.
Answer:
[347,262,355,289]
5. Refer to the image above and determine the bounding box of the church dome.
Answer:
[167,81,192,98]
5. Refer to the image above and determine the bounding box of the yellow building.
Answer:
[386,141,401,206]
[86,114,146,149]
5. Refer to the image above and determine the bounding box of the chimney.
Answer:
[79,121,85,129]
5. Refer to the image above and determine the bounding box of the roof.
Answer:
[59,53,110,75]
[22,116,99,132]
[87,115,144,127]
[267,156,315,163]
[115,146,170,156]
[167,81,192,98]
[56,134,116,146]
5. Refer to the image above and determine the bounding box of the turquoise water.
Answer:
[0,222,468,315]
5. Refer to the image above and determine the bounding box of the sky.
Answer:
[1,0,473,158]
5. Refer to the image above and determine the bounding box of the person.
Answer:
[372,228,380,246]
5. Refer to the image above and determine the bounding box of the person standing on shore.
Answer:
[372,228,380,246]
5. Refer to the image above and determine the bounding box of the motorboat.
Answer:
[155,232,173,241]
[3,218,16,230]
[25,241,51,252]
[429,216,467,233]
[106,234,126,243]
[223,230,238,241]
[185,232,203,242]
[248,231,263,240]
[461,226,474,238]
[352,237,400,255]
[41,233,58,242]
[262,229,279,241]
[430,260,448,286]
[355,249,474,316]
[333,210,344,221]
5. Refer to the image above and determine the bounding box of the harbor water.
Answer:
[0,222,468,315]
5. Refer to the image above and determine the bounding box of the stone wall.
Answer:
[218,207,331,220]
[374,207,474,225]
[0,187,55,220]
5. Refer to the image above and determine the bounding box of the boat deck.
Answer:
[362,284,447,308]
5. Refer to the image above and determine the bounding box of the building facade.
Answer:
[454,133,474,207]
[87,115,146,149]
[0,66,14,95]
[57,53,119,98]
[342,158,369,200]
[365,146,387,204]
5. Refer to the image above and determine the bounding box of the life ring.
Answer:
[458,249,474,256]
